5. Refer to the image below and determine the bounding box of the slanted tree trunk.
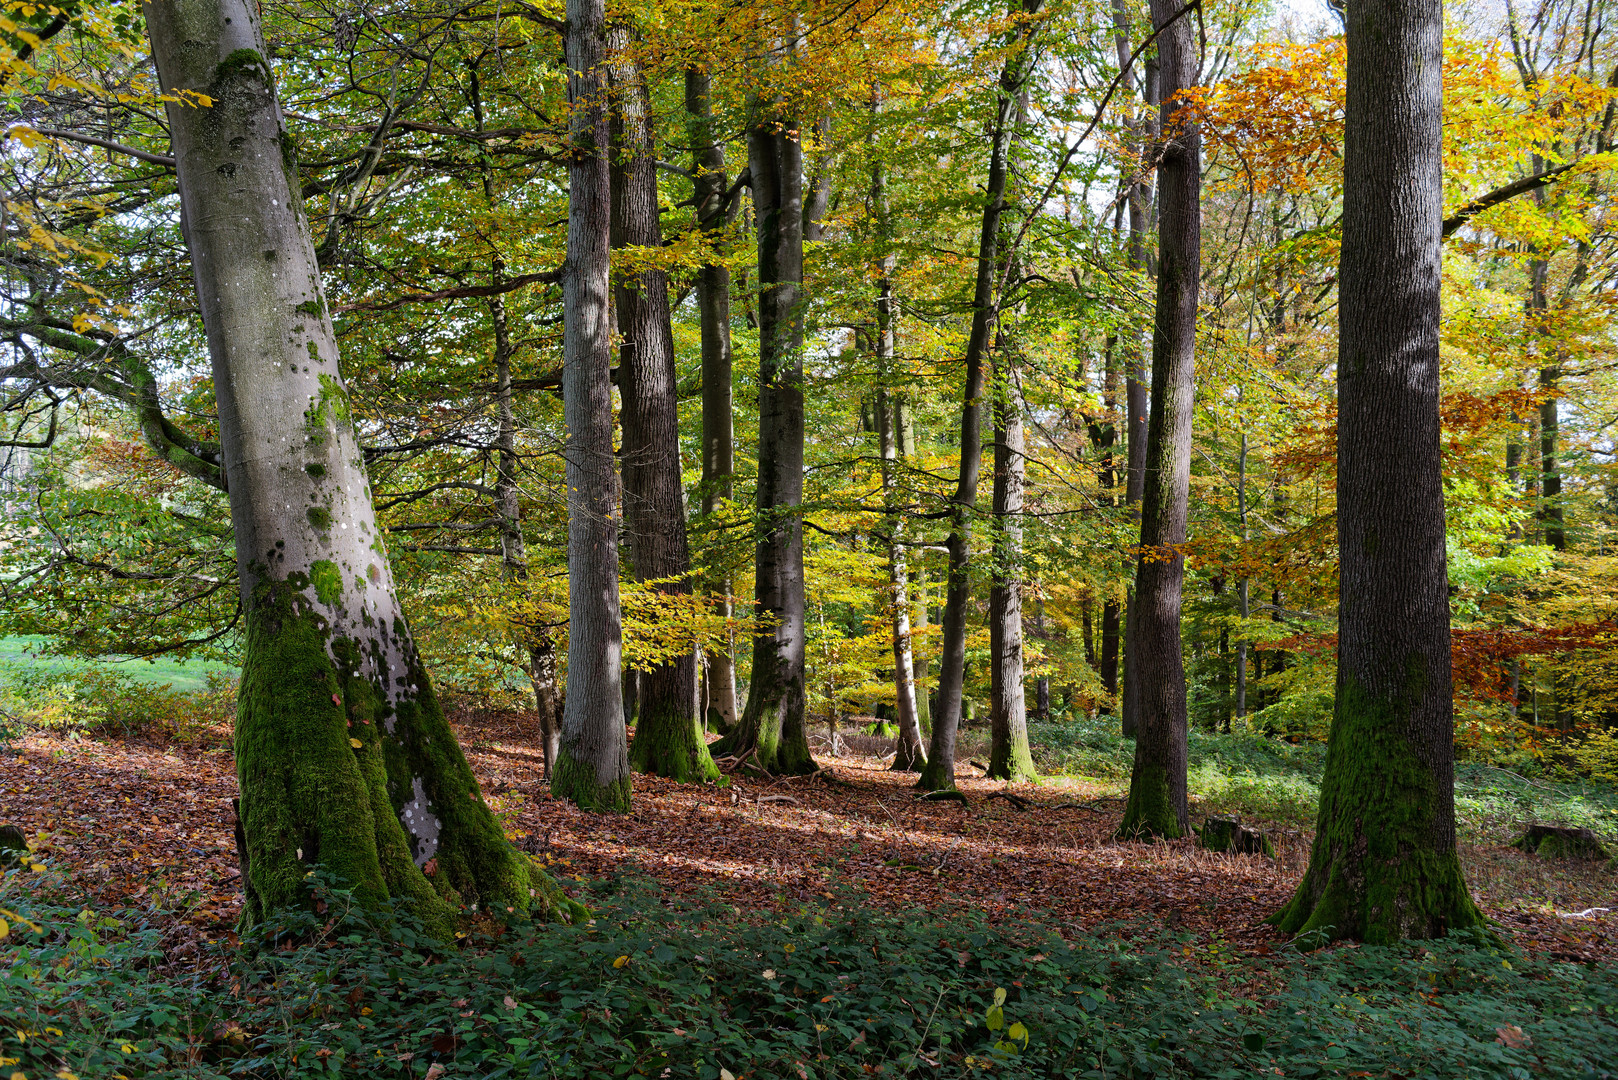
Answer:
[611,46,718,785]
[1270,0,1485,944]
[686,63,740,735]
[144,0,577,931]
[918,0,1042,792]
[987,360,1035,781]
[551,0,632,812]
[1117,0,1199,840]
[713,92,815,776]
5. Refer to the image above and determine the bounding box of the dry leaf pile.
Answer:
[2,708,1614,965]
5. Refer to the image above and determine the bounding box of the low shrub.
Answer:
[3,869,1616,1079]
[0,666,235,742]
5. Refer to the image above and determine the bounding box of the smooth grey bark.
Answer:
[552,0,631,812]
[145,0,562,928]
[987,361,1034,781]
[918,0,1042,791]
[611,44,717,784]
[686,64,740,734]
[870,96,926,772]
[1115,0,1158,739]
[1117,0,1199,840]
[713,93,815,776]
[1272,0,1484,943]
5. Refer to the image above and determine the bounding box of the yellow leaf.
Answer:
[349,738,363,748]
[1007,1021,1029,1046]
[985,1006,1004,1031]
[612,955,629,969]
[720,1070,736,1080]
[992,987,1007,1008]
[0,920,8,940]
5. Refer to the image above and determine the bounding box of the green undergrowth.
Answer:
[1022,718,1618,843]
[0,660,237,745]
[4,868,1618,1079]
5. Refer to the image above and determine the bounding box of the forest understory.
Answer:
[4,707,1613,966]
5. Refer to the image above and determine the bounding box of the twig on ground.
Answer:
[916,789,971,807]
[757,795,799,805]
[987,791,1030,810]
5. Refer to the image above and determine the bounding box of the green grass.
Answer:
[0,635,236,693]
[1021,717,1618,844]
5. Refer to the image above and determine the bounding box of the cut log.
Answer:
[1197,815,1275,857]
[1513,823,1611,861]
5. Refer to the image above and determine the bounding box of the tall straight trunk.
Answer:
[144,0,576,931]
[686,64,739,734]
[1530,256,1566,550]
[1117,0,1199,839]
[918,0,1041,791]
[1094,341,1123,706]
[469,61,562,782]
[611,46,718,784]
[1271,0,1484,944]
[1234,431,1250,722]
[987,362,1035,781]
[870,118,927,772]
[1114,0,1157,739]
[714,93,815,776]
[912,555,932,736]
[552,0,632,812]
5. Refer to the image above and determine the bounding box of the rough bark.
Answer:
[1270,0,1485,944]
[686,64,740,734]
[552,0,632,812]
[712,94,815,776]
[611,45,718,785]
[918,0,1041,791]
[1117,0,1198,840]
[1115,0,1158,740]
[144,0,578,932]
[987,363,1035,781]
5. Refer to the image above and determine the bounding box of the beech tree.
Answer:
[551,0,633,811]
[1270,0,1486,942]
[143,0,575,929]
[1115,0,1200,839]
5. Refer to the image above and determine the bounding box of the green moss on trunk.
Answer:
[235,579,578,937]
[986,738,1036,783]
[711,674,815,776]
[1116,761,1184,840]
[631,693,720,784]
[552,742,634,812]
[916,748,956,791]
[1269,674,1486,945]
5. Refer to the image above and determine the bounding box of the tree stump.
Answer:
[1513,823,1611,861]
[1197,815,1275,857]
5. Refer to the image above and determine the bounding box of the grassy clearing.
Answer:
[0,636,237,693]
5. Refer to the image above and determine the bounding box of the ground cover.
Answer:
[1,705,1615,1077]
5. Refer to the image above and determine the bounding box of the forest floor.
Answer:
[2,706,1615,966]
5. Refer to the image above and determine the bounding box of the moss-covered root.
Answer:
[551,742,633,813]
[1268,678,1487,945]
[1115,761,1186,841]
[630,699,721,784]
[889,740,926,773]
[711,681,817,777]
[985,736,1036,783]
[915,748,957,792]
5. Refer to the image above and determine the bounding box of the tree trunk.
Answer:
[1117,0,1198,840]
[687,64,740,735]
[611,46,718,785]
[1234,431,1250,723]
[144,0,578,931]
[713,93,815,776]
[1270,0,1484,944]
[912,556,932,737]
[987,361,1035,781]
[918,0,1041,792]
[1115,0,1157,741]
[870,121,927,773]
[551,0,632,812]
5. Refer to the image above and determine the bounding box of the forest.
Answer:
[2,0,1618,1073]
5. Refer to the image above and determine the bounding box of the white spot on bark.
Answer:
[400,776,440,866]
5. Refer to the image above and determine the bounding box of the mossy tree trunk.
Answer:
[712,88,815,777]
[987,364,1035,782]
[1270,0,1485,945]
[918,0,1042,792]
[611,42,718,785]
[551,0,632,812]
[145,0,576,933]
[1116,0,1199,841]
